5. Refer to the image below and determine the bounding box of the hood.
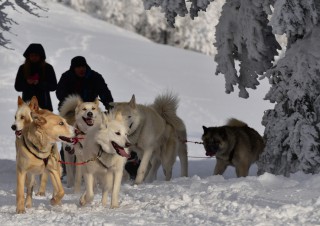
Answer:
[23,43,46,60]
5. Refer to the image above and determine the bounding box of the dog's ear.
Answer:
[129,95,136,109]
[100,112,108,128]
[75,97,83,112]
[115,111,123,121]
[29,96,39,112]
[31,112,47,126]
[18,96,24,107]
[94,97,100,106]
[202,126,208,133]
[77,96,83,106]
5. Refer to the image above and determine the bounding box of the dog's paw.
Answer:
[134,175,144,185]
[110,204,119,209]
[16,208,26,214]
[79,198,86,206]
[50,197,61,206]
[36,191,45,196]
[26,197,32,208]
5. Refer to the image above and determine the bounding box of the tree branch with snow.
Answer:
[0,0,46,48]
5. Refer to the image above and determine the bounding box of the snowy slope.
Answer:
[0,1,320,225]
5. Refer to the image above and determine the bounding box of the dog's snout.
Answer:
[87,112,93,118]
[125,142,131,148]
[11,124,17,131]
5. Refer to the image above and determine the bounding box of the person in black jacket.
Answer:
[56,56,114,178]
[56,56,113,111]
[14,43,57,111]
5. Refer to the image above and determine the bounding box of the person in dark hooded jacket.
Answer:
[56,56,114,178]
[56,56,113,110]
[14,43,57,111]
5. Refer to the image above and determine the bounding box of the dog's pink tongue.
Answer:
[206,152,215,157]
[86,118,94,126]
[118,148,130,158]
[15,130,22,136]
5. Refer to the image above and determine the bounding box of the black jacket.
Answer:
[56,67,114,110]
[14,63,57,111]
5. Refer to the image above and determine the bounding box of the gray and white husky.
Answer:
[79,111,130,208]
[111,93,188,184]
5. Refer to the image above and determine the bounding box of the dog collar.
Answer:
[22,135,51,163]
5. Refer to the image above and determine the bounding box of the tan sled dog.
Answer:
[111,93,188,184]
[201,118,265,177]
[15,109,74,213]
[11,96,60,196]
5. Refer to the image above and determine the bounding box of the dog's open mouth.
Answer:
[15,130,22,137]
[59,136,74,143]
[205,151,216,157]
[112,141,130,158]
[82,117,94,126]
[204,144,219,157]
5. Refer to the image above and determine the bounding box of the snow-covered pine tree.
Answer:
[143,0,320,176]
[143,0,281,98]
[257,1,320,176]
[0,1,45,48]
[214,0,280,98]
[143,0,189,28]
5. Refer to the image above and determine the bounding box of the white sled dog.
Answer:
[80,111,131,208]
[111,93,188,184]
[11,96,61,197]
[15,107,74,214]
[59,95,102,192]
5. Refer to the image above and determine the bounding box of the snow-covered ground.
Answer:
[0,1,320,225]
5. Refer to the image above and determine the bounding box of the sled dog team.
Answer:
[11,93,265,214]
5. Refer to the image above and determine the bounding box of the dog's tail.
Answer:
[152,92,185,131]
[153,92,188,177]
[59,95,82,124]
[226,118,248,127]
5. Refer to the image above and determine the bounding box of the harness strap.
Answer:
[22,135,50,165]
[177,136,203,145]
[96,158,109,169]
[57,146,104,166]
[96,146,109,169]
[72,124,86,146]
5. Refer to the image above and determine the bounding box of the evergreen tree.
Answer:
[0,0,45,48]
[257,1,320,176]
[143,0,320,176]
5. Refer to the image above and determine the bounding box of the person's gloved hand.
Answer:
[105,103,113,112]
